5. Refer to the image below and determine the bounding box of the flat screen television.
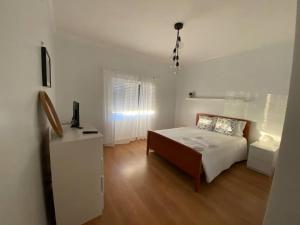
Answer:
[71,101,80,128]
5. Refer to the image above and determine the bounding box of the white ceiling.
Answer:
[53,0,296,64]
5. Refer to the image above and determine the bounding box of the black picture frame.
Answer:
[41,46,51,87]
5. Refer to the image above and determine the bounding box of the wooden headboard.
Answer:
[196,113,251,142]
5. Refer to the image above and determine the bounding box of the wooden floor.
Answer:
[85,140,272,225]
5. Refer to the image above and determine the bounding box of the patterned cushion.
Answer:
[197,116,216,131]
[214,118,234,135]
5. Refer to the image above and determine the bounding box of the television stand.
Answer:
[70,124,83,129]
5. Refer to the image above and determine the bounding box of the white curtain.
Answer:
[137,78,156,139]
[103,70,155,146]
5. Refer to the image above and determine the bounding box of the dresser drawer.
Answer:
[247,141,278,176]
[247,155,274,175]
[249,146,274,163]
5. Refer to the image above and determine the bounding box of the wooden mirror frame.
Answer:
[39,91,63,137]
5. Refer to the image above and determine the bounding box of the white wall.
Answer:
[175,41,294,141]
[0,0,55,224]
[263,2,300,224]
[54,33,176,132]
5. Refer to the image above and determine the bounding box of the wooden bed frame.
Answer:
[146,113,251,192]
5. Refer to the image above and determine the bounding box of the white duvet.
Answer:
[154,127,247,183]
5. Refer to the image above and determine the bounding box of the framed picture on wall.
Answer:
[41,46,51,87]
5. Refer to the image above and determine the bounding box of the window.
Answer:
[103,70,155,145]
[112,78,155,119]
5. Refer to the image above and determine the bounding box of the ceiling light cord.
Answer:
[171,22,183,74]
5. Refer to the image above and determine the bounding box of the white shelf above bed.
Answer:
[186,97,252,101]
[186,97,225,100]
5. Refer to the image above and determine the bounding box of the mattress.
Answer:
[154,127,247,182]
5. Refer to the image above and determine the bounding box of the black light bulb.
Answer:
[176,62,179,67]
[173,56,176,61]
[177,36,181,42]
[173,48,176,53]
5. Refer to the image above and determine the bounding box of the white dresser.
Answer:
[247,141,279,176]
[49,125,104,225]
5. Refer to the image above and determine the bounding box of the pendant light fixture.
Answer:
[171,22,183,74]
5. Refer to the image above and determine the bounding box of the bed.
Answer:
[146,113,251,192]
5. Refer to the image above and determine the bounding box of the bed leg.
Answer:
[146,138,150,156]
[194,176,201,192]
[146,131,152,156]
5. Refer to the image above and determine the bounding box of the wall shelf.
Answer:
[185,97,225,100]
[185,97,252,101]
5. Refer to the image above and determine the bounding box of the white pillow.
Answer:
[197,116,216,131]
[232,120,247,137]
